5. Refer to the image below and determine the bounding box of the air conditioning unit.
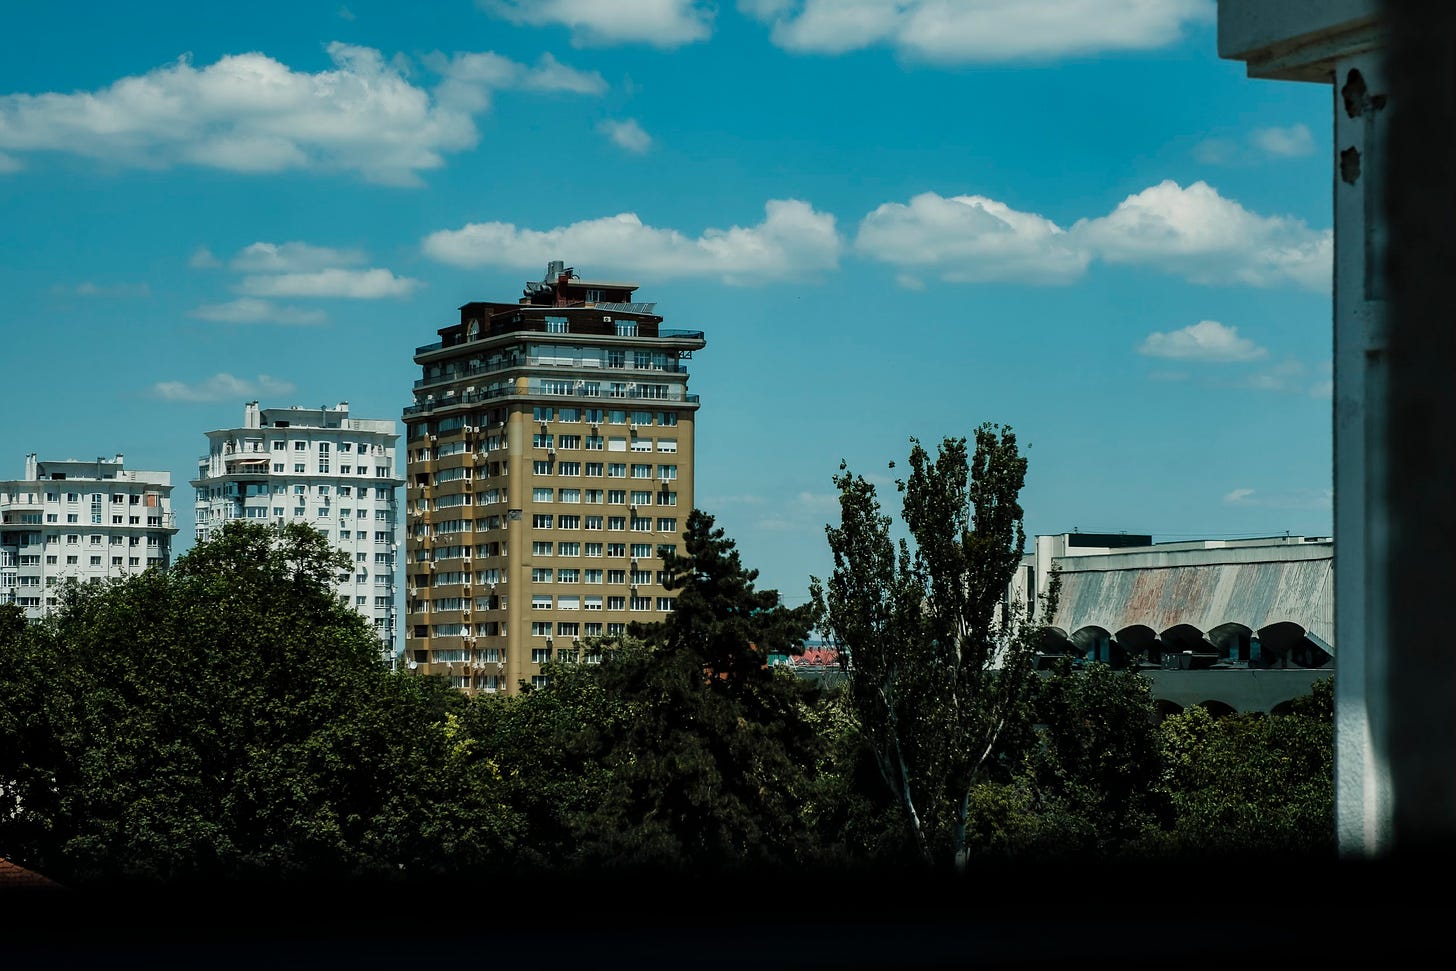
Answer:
[548,448,556,457]
[429,435,437,443]
[408,587,419,597]
[629,423,638,432]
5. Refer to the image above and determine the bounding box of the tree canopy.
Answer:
[811,424,1044,869]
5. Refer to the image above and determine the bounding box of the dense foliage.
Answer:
[0,508,1336,887]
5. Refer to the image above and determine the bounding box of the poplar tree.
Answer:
[811,423,1044,870]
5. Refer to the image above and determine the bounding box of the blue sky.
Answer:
[0,0,1333,609]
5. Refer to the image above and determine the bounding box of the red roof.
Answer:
[0,857,62,889]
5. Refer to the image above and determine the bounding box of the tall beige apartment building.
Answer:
[403,262,706,694]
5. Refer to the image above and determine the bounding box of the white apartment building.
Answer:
[0,453,178,619]
[192,401,405,665]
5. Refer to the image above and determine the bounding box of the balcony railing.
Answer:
[404,386,700,416]
[413,356,688,390]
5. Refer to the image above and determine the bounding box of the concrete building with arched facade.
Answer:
[1009,532,1333,718]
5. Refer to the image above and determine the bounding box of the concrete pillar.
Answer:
[1217,1,1390,857]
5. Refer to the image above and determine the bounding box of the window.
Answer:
[584,542,603,557]
[532,514,553,529]
[531,648,553,664]
[531,568,553,583]
[558,461,581,476]
[557,542,580,556]
[631,543,653,558]
[533,434,554,449]
[295,441,306,451]
[558,595,580,610]
[545,316,568,334]
[531,595,552,610]
[630,491,653,506]
[533,487,554,503]
[534,406,554,422]
[533,460,552,475]
[631,438,653,453]
[657,464,678,480]
[585,462,604,476]
[614,320,637,336]
[273,441,286,451]
[557,569,579,583]
[584,569,603,584]
[631,464,652,479]
[657,597,675,612]
[607,543,626,557]
[585,437,604,451]
[557,622,580,638]
[557,515,581,529]
[532,541,554,556]
[607,596,626,611]
[532,621,553,637]
[657,518,678,533]
[608,490,627,504]
[585,515,604,530]
[608,516,626,531]
[657,492,678,506]
[559,489,581,504]
[631,596,653,611]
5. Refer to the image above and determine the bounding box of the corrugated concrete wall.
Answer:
[1052,554,1334,650]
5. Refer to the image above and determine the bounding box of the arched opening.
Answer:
[1208,622,1255,665]
[1153,699,1185,724]
[1161,623,1217,669]
[1196,700,1237,719]
[1256,622,1310,669]
[1071,625,1125,668]
[1270,700,1296,717]
[1116,624,1160,668]
[1032,626,1074,670]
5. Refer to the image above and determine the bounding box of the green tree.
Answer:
[488,509,826,873]
[0,520,521,885]
[811,425,1043,870]
[1150,677,1334,860]
[1017,660,1168,859]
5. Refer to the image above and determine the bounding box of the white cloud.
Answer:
[855,191,1089,285]
[238,267,422,298]
[598,118,653,153]
[150,373,296,403]
[0,42,602,185]
[1222,486,1332,510]
[68,281,151,298]
[423,199,841,285]
[1138,320,1266,363]
[1250,123,1315,158]
[1191,137,1236,165]
[189,298,327,325]
[854,180,1330,290]
[1195,124,1315,165]
[229,241,367,273]
[484,0,715,47]
[1240,358,1315,394]
[743,0,1214,62]
[1070,180,1332,291]
[426,51,606,112]
[189,246,222,269]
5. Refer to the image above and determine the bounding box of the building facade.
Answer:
[0,453,178,619]
[404,261,706,694]
[1010,531,1334,715]
[192,401,404,664]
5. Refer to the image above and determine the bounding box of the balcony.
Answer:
[404,385,699,416]
[413,356,688,390]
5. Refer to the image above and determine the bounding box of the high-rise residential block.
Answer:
[0,453,178,619]
[192,401,404,664]
[404,261,706,694]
